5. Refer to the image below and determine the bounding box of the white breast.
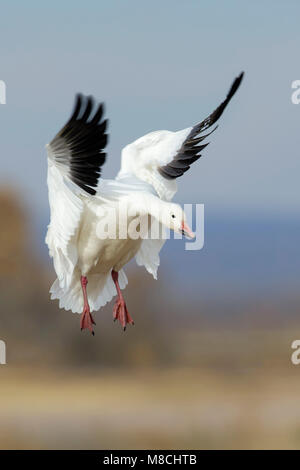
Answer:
[76,199,144,276]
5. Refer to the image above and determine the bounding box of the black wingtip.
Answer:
[227,72,244,101]
[80,95,94,121]
[51,93,109,195]
[205,71,244,124]
[68,93,82,122]
[158,73,244,181]
[91,102,105,125]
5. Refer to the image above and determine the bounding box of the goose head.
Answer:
[159,202,195,239]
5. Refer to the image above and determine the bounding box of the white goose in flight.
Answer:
[46,72,244,334]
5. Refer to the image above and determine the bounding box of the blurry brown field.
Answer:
[0,189,300,450]
[2,359,300,450]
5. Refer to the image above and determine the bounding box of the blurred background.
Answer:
[0,0,300,450]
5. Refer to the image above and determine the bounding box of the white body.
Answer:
[46,74,242,317]
[46,129,187,313]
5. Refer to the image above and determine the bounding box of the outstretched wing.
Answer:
[46,94,109,289]
[158,72,243,179]
[47,94,108,195]
[118,73,244,200]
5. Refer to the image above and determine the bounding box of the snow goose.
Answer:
[46,72,244,334]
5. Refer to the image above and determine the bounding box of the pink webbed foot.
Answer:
[80,275,96,335]
[80,307,96,335]
[111,270,134,331]
[113,298,134,331]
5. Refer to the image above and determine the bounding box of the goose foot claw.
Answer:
[113,298,134,330]
[80,307,96,335]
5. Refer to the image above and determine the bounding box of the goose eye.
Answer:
[171,214,176,219]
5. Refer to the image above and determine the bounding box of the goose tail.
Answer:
[50,268,128,313]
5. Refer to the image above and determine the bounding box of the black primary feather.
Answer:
[49,94,109,195]
[158,72,244,180]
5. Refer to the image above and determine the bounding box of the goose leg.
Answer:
[111,270,134,330]
[80,275,96,335]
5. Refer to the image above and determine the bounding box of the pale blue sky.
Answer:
[0,0,299,222]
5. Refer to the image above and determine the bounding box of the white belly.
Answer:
[77,202,143,275]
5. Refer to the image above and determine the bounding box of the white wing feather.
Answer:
[118,128,192,201]
[118,73,244,201]
[45,161,84,290]
[135,229,166,280]
[45,94,108,293]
